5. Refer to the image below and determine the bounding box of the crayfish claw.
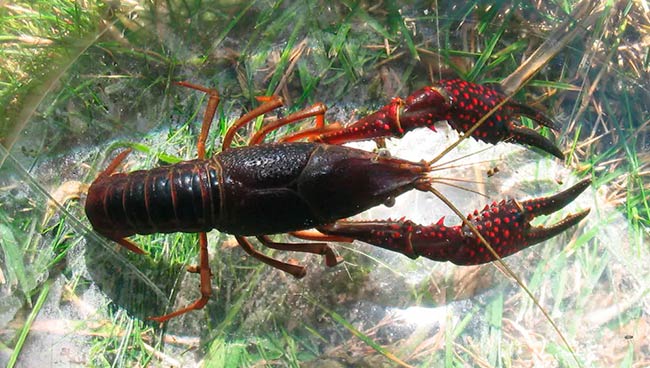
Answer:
[507,101,561,131]
[521,178,591,217]
[506,122,565,159]
[318,178,591,266]
[427,79,564,158]
[492,177,591,253]
[503,100,564,159]
[527,209,590,245]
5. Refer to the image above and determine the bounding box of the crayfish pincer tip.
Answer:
[509,124,565,159]
[529,207,591,244]
[560,177,592,200]
[524,178,592,217]
[523,179,591,245]
[545,144,565,160]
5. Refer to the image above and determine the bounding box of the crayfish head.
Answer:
[299,144,430,222]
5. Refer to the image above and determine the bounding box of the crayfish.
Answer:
[85,79,590,322]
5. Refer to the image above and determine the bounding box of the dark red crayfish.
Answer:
[85,79,590,323]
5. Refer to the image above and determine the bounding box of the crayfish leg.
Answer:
[257,235,343,267]
[98,149,132,178]
[222,97,284,150]
[149,233,213,324]
[114,237,147,255]
[279,123,344,143]
[174,81,220,159]
[249,103,328,145]
[236,236,307,279]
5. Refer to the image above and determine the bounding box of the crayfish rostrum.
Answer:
[85,79,590,322]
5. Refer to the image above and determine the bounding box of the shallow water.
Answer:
[1,1,648,367]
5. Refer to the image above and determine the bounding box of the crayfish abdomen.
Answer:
[85,159,222,239]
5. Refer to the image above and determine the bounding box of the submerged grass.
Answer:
[0,0,648,367]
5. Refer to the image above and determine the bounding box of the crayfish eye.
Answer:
[383,196,396,207]
[372,148,392,161]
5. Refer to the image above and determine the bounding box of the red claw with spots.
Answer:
[312,79,564,159]
[318,178,590,265]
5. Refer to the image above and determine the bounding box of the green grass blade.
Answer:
[467,23,505,82]
[6,281,51,368]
